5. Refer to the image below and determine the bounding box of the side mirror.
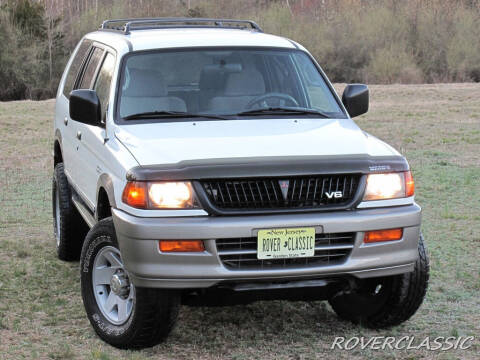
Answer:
[342,84,369,118]
[69,89,102,126]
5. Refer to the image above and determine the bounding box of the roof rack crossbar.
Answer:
[100,17,263,34]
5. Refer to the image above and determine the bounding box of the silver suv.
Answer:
[52,18,429,349]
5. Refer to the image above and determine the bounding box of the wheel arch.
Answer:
[96,174,117,221]
[54,130,63,167]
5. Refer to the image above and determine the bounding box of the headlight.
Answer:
[363,171,414,201]
[122,181,200,209]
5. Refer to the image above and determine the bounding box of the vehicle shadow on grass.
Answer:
[153,300,360,357]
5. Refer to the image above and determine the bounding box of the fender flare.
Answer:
[53,129,63,159]
[96,173,117,214]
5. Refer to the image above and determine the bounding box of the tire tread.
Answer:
[80,218,179,349]
[329,233,429,329]
[53,163,88,261]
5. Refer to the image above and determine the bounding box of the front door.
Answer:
[69,46,105,209]
[76,51,116,211]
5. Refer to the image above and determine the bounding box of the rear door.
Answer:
[56,39,92,182]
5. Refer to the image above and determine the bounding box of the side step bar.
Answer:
[71,192,96,228]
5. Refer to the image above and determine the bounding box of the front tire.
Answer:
[329,233,429,328]
[80,218,180,349]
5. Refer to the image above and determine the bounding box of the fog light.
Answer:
[159,240,205,252]
[364,229,403,243]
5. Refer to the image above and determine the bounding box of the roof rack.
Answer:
[100,17,263,35]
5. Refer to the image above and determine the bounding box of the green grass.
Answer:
[1,84,480,359]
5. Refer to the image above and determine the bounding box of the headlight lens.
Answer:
[149,182,193,208]
[122,181,199,209]
[363,171,414,201]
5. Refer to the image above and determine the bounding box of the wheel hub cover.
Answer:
[110,273,129,297]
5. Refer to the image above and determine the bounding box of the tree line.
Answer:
[1,0,479,101]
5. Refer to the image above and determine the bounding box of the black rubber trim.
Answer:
[126,155,409,181]
[286,39,299,49]
[70,185,96,216]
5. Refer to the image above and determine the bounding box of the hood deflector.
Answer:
[126,155,409,181]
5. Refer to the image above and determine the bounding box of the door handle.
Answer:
[76,131,82,140]
[64,117,68,125]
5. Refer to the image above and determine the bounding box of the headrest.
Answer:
[224,69,265,96]
[199,63,242,91]
[123,68,167,97]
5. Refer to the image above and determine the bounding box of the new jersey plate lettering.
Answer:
[257,227,315,259]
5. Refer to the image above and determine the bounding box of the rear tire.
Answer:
[80,218,180,349]
[52,163,89,261]
[329,233,429,328]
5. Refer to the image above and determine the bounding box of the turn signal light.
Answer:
[405,171,415,197]
[122,181,147,208]
[159,240,205,252]
[364,228,403,243]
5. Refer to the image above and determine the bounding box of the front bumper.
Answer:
[112,204,422,288]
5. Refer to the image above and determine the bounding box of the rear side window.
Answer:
[78,47,104,89]
[94,53,116,118]
[63,39,91,98]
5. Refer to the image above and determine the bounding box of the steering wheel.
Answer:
[245,92,300,109]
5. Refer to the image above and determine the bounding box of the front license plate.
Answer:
[257,227,316,260]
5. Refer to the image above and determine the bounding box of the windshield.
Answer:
[117,48,345,121]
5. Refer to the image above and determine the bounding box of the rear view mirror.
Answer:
[203,63,242,73]
[69,89,102,126]
[342,84,369,118]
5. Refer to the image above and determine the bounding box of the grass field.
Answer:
[0,84,479,359]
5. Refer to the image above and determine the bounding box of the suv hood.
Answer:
[114,118,400,166]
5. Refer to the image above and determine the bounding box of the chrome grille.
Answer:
[216,233,356,270]
[201,175,361,211]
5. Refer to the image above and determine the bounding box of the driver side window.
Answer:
[94,53,116,120]
[78,47,104,90]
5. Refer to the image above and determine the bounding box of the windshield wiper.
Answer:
[123,111,228,121]
[234,107,330,118]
